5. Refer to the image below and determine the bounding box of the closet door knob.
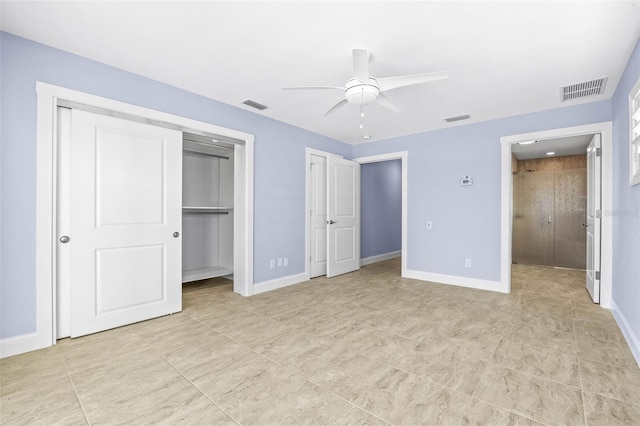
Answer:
[173,232,180,238]
[328,220,337,225]
[59,236,70,243]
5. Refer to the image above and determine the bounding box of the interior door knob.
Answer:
[173,232,180,238]
[328,220,336,225]
[59,236,70,243]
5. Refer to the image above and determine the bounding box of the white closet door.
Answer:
[327,157,360,277]
[68,110,182,337]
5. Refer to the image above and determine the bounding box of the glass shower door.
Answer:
[512,171,555,266]
[553,169,587,269]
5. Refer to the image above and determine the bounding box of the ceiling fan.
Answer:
[283,48,449,117]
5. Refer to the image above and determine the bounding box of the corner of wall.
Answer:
[610,299,640,368]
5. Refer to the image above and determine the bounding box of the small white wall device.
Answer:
[461,175,473,186]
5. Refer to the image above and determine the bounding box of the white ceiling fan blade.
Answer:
[377,71,449,92]
[323,98,349,117]
[283,86,345,91]
[352,48,370,83]
[376,92,402,113]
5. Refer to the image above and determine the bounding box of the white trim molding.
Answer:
[11,82,256,359]
[404,269,506,293]
[610,299,640,368]
[353,151,408,278]
[0,333,40,359]
[500,122,613,307]
[360,250,401,266]
[252,273,308,295]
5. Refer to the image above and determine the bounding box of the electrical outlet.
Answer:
[426,221,432,229]
[283,257,288,267]
[465,258,472,268]
[269,259,276,269]
[277,258,283,267]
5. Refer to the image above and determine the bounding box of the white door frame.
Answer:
[353,151,408,277]
[305,148,343,280]
[500,122,613,308]
[28,82,255,355]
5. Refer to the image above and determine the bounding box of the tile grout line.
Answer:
[55,344,92,426]
[469,294,518,400]
[573,311,589,426]
[461,293,553,426]
[187,313,393,426]
[133,329,244,426]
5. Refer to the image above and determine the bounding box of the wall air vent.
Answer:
[561,77,608,101]
[242,99,268,110]
[444,114,471,123]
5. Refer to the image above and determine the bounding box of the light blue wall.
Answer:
[361,160,402,259]
[1,30,633,344]
[611,37,640,354]
[353,101,612,281]
[0,32,350,339]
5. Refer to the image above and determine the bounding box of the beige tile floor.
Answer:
[2,258,639,425]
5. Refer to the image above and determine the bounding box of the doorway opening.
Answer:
[353,152,408,277]
[500,122,612,308]
[360,160,402,266]
[305,150,408,281]
[511,135,592,270]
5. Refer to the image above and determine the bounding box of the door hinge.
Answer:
[596,210,602,219]
[596,147,601,157]
[595,271,601,280]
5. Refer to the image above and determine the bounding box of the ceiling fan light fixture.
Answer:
[345,78,379,106]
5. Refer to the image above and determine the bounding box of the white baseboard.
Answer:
[361,250,401,266]
[610,299,640,368]
[403,269,507,293]
[0,332,48,359]
[252,272,308,295]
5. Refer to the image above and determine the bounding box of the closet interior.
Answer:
[182,132,234,283]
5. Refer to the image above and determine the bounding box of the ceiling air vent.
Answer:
[444,114,470,123]
[242,99,268,110]
[561,77,608,101]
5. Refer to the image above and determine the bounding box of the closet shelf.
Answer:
[182,206,233,213]
[182,266,233,283]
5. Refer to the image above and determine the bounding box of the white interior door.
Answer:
[64,109,182,338]
[310,155,328,278]
[327,157,360,278]
[586,134,602,303]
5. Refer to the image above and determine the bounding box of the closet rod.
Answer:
[183,149,229,160]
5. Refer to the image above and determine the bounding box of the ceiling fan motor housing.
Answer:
[345,78,379,105]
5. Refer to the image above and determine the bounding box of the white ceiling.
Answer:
[511,134,594,160]
[2,1,639,145]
